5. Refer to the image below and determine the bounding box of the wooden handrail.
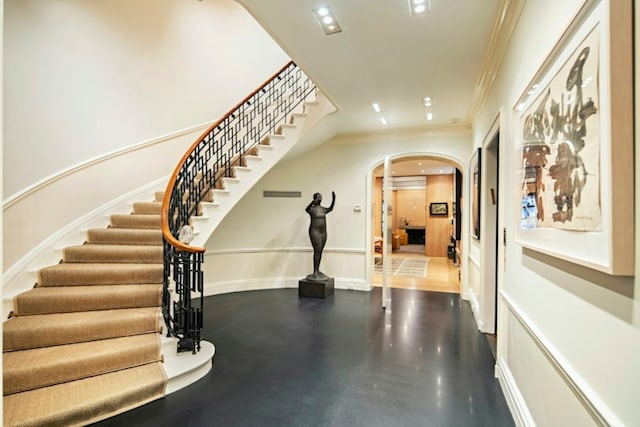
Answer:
[161,60,296,253]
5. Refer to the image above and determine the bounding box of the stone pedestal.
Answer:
[298,277,334,298]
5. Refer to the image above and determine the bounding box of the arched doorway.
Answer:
[367,153,464,294]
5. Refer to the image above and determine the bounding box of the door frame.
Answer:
[365,152,465,290]
[477,110,506,334]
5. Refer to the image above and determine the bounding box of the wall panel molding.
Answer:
[205,247,366,256]
[204,276,371,296]
[495,357,536,427]
[3,122,208,209]
[501,291,618,426]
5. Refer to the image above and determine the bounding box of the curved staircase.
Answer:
[3,66,334,425]
[3,200,168,426]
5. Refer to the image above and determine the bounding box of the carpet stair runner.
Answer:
[3,195,169,426]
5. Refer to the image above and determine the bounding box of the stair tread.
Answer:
[3,362,166,427]
[38,263,164,286]
[14,284,162,315]
[110,214,161,229]
[64,244,163,263]
[88,228,162,234]
[3,307,161,351]
[132,202,162,215]
[111,214,160,219]
[40,262,163,271]
[222,177,241,182]
[87,228,163,246]
[3,334,161,395]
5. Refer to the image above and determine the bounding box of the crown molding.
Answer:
[467,0,526,125]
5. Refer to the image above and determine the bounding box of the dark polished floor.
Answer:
[95,288,514,427]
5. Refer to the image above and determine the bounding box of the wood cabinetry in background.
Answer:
[395,189,426,228]
[426,174,454,257]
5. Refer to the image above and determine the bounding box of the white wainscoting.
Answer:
[203,248,370,295]
[497,291,618,426]
[463,255,483,330]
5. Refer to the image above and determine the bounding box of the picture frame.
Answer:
[470,148,481,240]
[429,202,448,216]
[513,0,633,275]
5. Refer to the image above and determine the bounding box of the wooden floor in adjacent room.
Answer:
[371,251,460,294]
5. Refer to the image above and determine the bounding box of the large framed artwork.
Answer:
[470,148,481,240]
[514,0,633,275]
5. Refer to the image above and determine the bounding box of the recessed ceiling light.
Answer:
[426,112,434,121]
[409,0,431,16]
[422,97,432,107]
[440,169,444,173]
[372,103,381,112]
[418,162,423,166]
[421,170,425,173]
[380,117,388,126]
[312,6,342,35]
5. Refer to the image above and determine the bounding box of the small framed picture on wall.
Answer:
[429,202,448,216]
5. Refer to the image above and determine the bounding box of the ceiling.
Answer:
[237,0,502,134]
[235,0,519,176]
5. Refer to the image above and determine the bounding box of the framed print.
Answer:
[470,148,481,240]
[514,0,633,275]
[430,202,448,216]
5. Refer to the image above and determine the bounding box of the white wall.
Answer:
[4,0,289,198]
[474,0,639,425]
[3,0,289,270]
[203,128,471,293]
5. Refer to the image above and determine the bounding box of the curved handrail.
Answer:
[161,60,295,251]
[160,61,316,353]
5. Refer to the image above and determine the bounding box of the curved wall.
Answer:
[3,0,289,271]
[203,128,472,293]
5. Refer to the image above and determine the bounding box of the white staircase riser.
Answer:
[187,114,316,247]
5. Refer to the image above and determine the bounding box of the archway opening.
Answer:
[370,154,462,293]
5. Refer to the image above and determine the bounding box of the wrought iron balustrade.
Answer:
[161,61,316,353]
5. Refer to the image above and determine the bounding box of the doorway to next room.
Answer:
[371,155,462,294]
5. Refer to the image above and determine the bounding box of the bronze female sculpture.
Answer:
[305,191,335,281]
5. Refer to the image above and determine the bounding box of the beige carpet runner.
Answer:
[3,196,169,426]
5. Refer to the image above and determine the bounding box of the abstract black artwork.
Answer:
[519,27,600,232]
[514,0,634,275]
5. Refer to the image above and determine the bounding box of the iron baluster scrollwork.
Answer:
[161,61,316,353]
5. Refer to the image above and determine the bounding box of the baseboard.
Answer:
[164,340,215,395]
[495,357,535,427]
[205,247,366,256]
[464,289,484,330]
[204,277,371,296]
